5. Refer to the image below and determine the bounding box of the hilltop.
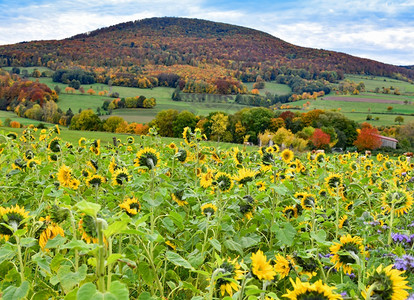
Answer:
[1,17,413,91]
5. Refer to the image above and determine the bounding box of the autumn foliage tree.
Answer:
[353,127,382,151]
[310,128,331,149]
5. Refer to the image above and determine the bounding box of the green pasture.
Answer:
[3,66,52,74]
[0,110,50,126]
[244,81,292,95]
[344,74,414,94]
[324,92,413,103]
[296,95,414,115]
[103,101,251,123]
[343,112,414,126]
[28,77,251,120]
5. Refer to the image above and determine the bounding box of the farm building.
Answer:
[374,134,398,149]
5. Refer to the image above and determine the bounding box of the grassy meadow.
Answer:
[4,68,414,128]
[244,81,292,95]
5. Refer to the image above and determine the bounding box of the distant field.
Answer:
[345,74,414,94]
[0,110,50,126]
[4,68,414,127]
[3,66,51,74]
[26,77,251,121]
[244,81,292,95]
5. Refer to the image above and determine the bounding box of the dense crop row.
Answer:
[0,125,413,299]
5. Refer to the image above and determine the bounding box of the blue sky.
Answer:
[0,0,413,65]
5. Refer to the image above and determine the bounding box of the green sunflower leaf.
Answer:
[274,222,296,247]
[165,251,194,270]
[224,239,243,255]
[0,243,16,263]
[75,200,101,217]
[209,238,222,252]
[2,281,29,300]
[104,217,129,237]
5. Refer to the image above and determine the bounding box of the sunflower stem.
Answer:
[207,268,225,300]
[195,214,210,289]
[387,200,396,246]
[69,210,79,271]
[15,235,25,283]
[365,282,380,300]
[107,237,112,291]
[335,189,340,240]
[96,218,106,293]
[260,280,269,300]
[237,273,249,300]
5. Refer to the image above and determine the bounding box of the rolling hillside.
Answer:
[1,17,414,87]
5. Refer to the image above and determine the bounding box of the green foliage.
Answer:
[69,109,102,131]
[172,110,197,138]
[102,116,126,132]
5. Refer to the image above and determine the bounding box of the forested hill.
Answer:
[1,17,413,86]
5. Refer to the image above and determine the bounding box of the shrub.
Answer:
[10,121,21,128]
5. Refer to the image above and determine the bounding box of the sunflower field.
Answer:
[0,125,413,300]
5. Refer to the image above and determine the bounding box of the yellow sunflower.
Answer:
[26,159,41,169]
[325,173,343,190]
[200,169,214,188]
[112,168,131,186]
[165,240,176,250]
[57,164,72,187]
[87,159,98,172]
[251,250,276,281]
[232,147,244,165]
[109,157,120,174]
[381,189,413,216]
[338,215,349,229]
[283,206,298,219]
[211,152,222,164]
[70,178,80,190]
[330,234,366,274]
[78,137,87,148]
[89,139,101,155]
[283,278,341,300]
[274,254,291,279]
[363,264,411,300]
[119,197,141,216]
[38,216,65,251]
[300,193,317,210]
[314,152,326,163]
[182,127,191,145]
[256,181,266,191]
[171,190,188,206]
[201,203,217,217]
[86,174,106,187]
[168,142,177,150]
[48,137,61,152]
[0,205,30,241]
[214,172,234,192]
[234,168,257,186]
[281,149,294,163]
[215,257,244,297]
[134,147,160,172]
[345,201,354,211]
[126,136,134,144]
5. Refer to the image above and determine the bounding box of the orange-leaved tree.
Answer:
[310,128,330,149]
[353,127,382,151]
